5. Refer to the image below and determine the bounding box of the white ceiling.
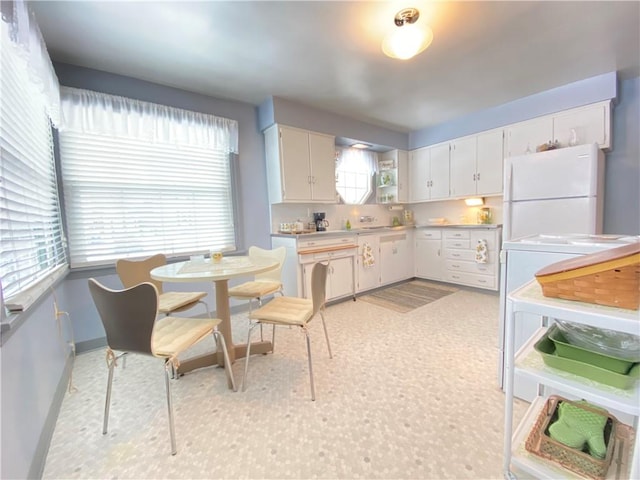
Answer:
[33,1,640,133]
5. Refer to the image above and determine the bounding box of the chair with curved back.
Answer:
[228,246,286,340]
[88,278,236,455]
[242,262,332,401]
[116,253,210,317]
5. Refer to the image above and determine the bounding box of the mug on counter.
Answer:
[210,250,223,262]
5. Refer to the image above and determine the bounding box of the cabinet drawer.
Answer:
[445,259,495,275]
[445,249,477,262]
[298,246,356,264]
[444,239,470,249]
[443,230,470,240]
[416,229,441,240]
[444,271,496,290]
[297,236,355,250]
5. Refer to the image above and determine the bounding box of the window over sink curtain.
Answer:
[58,87,239,268]
[335,147,376,205]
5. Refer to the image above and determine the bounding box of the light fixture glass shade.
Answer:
[464,197,484,206]
[382,24,433,60]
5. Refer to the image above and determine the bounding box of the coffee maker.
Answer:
[313,212,329,231]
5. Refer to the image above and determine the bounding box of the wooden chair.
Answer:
[116,253,210,317]
[241,262,332,400]
[228,246,286,341]
[88,278,236,455]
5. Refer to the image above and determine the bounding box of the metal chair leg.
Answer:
[304,328,315,401]
[241,322,259,391]
[164,361,177,456]
[103,361,116,435]
[319,309,333,359]
[271,323,276,353]
[213,330,237,391]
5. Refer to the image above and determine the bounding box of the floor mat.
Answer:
[358,280,458,313]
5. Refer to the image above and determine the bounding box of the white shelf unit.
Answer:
[503,280,639,479]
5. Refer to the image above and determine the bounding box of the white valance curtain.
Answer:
[60,87,239,153]
[1,0,60,126]
[336,147,377,173]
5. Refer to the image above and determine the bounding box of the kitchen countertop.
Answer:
[271,224,502,238]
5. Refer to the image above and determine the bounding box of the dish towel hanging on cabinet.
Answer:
[362,243,375,268]
[475,239,488,264]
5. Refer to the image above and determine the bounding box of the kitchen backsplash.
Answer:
[270,197,503,232]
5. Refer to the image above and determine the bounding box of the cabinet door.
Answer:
[379,234,410,285]
[450,136,477,197]
[328,257,353,300]
[357,235,380,292]
[429,143,450,200]
[308,132,337,202]
[505,116,553,157]
[415,239,442,280]
[476,129,504,195]
[279,126,312,201]
[552,102,610,149]
[409,148,430,202]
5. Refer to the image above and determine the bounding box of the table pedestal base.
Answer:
[177,340,273,375]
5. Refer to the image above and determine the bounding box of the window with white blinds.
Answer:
[0,21,67,308]
[58,89,239,268]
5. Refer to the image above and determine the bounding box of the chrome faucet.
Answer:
[359,215,375,223]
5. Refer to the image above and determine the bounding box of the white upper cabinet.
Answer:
[264,124,336,203]
[552,101,611,149]
[506,116,553,158]
[308,131,337,202]
[505,101,611,157]
[409,147,430,202]
[428,143,451,200]
[450,135,477,198]
[409,143,450,202]
[475,129,504,195]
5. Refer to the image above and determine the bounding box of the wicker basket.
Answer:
[535,243,640,310]
[525,395,617,480]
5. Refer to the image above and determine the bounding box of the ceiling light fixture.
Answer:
[382,7,433,60]
[351,143,372,149]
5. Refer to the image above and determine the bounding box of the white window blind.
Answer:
[0,20,67,307]
[58,88,239,268]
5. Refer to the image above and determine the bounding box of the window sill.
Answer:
[1,265,69,339]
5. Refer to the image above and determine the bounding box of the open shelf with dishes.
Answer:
[503,280,639,480]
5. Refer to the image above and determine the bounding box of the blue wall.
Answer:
[2,69,638,480]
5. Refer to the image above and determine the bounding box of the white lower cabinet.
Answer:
[504,280,639,479]
[273,234,357,301]
[379,232,413,285]
[442,228,499,290]
[357,234,380,292]
[356,230,414,292]
[303,255,354,300]
[415,228,443,280]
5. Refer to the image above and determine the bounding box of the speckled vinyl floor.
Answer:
[43,285,528,479]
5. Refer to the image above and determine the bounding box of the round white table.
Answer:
[151,256,278,373]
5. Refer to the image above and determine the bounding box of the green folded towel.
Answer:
[548,401,609,459]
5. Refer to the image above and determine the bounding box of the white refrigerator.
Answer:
[502,143,605,241]
[498,143,608,400]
